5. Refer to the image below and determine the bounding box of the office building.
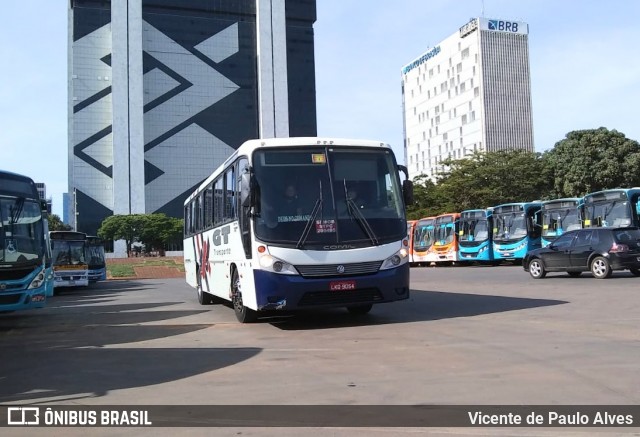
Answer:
[35,182,52,214]
[401,17,534,181]
[68,0,317,243]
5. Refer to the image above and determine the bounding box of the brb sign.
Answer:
[481,18,528,35]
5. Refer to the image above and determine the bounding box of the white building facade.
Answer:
[401,17,534,181]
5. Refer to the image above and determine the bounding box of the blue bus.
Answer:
[0,170,50,311]
[539,198,583,247]
[85,236,107,282]
[492,202,542,262]
[458,208,494,262]
[581,188,640,228]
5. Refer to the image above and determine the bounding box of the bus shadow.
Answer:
[270,289,568,330]
[0,296,260,403]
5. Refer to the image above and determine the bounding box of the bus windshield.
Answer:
[51,240,86,266]
[584,200,632,227]
[0,197,44,266]
[542,208,581,237]
[434,224,455,245]
[252,147,406,247]
[494,212,528,241]
[459,217,489,242]
[413,219,434,252]
[85,241,106,269]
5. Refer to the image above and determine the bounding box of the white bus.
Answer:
[184,137,413,322]
[49,231,89,288]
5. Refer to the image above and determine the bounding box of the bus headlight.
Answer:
[28,271,46,289]
[259,254,298,275]
[380,248,409,270]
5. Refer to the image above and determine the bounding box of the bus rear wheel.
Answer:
[346,304,373,315]
[231,268,257,323]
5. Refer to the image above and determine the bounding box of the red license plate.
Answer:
[330,280,356,291]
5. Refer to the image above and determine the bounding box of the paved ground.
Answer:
[1,265,639,436]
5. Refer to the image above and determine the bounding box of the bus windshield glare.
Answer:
[51,240,86,266]
[413,219,434,252]
[584,200,632,227]
[459,217,489,242]
[252,147,406,247]
[0,197,44,266]
[434,223,455,245]
[541,208,581,237]
[494,212,528,241]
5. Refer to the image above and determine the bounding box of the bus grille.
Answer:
[0,267,33,281]
[294,261,382,278]
[298,288,383,307]
[0,294,22,305]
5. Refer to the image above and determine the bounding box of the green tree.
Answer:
[545,128,640,197]
[47,214,72,231]
[138,213,183,256]
[97,214,147,257]
[406,175,448,219]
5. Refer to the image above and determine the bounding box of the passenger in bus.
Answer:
[338,183,367,216]
[282,183,302,216]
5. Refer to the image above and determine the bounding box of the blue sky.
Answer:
[2,1,640,217]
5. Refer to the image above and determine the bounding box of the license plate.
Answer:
[503,253,512,258]
[330,280,356,291]
[69,280,75,285]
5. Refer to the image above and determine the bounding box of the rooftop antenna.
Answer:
[481,0,485,17]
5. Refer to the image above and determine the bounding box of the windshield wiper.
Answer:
[10,197,25,224]
[344,183,379,246]
[297,181,323,249]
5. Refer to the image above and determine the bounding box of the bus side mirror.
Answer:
[636,203,640,215]
[240,173,252,207]
[402,179,414,206]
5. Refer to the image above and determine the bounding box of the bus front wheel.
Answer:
[231,268,257,323]
[346,304,373,315]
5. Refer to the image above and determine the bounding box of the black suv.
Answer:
[524,227,640,279]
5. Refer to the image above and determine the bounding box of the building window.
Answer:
[461,47,469,59]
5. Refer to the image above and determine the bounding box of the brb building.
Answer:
[68,0,317,242]
[401,18,534,182]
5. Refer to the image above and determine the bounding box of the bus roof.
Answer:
[541,197,582,206]
[185,137,394,205]
[50,231,87,241]
[0,169,39,199]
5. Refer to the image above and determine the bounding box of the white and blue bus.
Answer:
[0,170,50,311]
[50,231,89,288]
[458,208,494,262]
[492,201,542,262]
[539,198,583,247]
[581,188,640,228]
[184,137,413,323]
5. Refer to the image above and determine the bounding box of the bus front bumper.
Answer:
[253,263,410,311]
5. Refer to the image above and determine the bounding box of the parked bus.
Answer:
[410,216,435,266]
[0,170,50,311]
[49,231,89,288]
[492,202,542,262]
[85,236,107,282]
[183,137,413,322]
[458,208,494,262]
[539,198,583,247]
[424,213,460,265]
[581,188,640,228]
